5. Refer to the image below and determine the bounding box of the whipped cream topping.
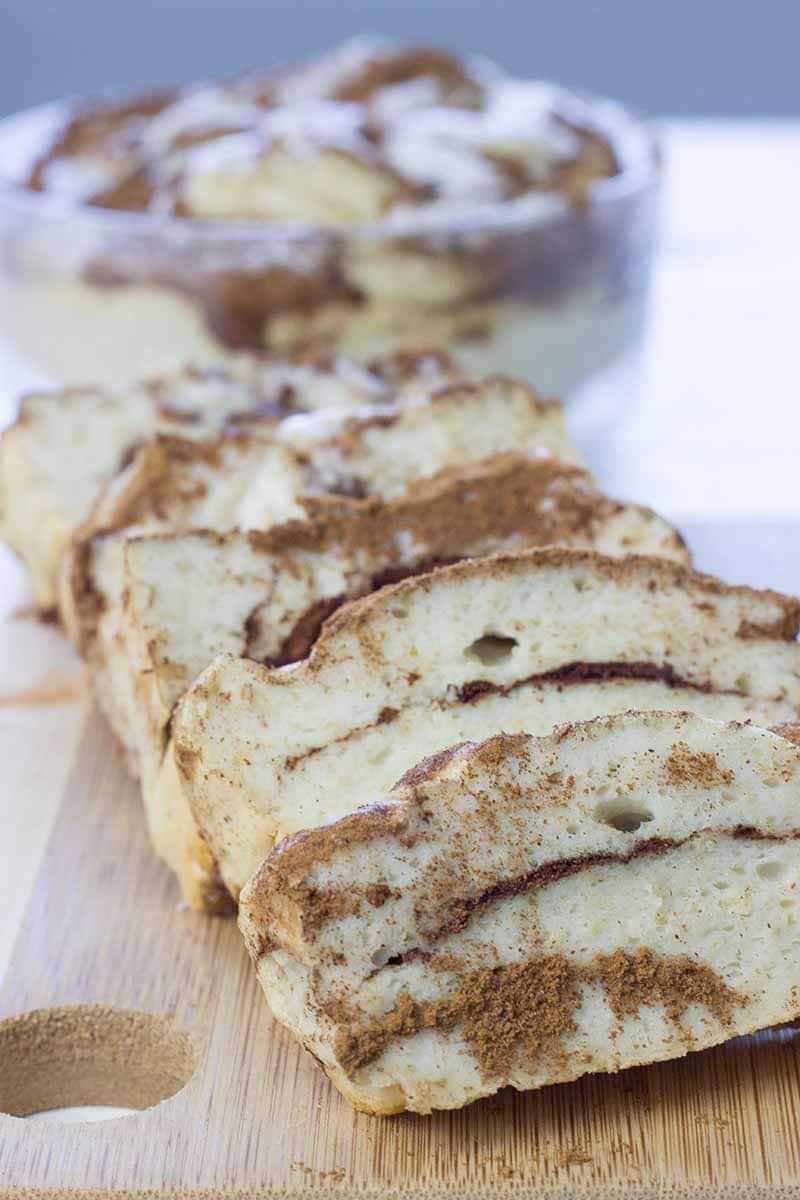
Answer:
[26,37,621,226]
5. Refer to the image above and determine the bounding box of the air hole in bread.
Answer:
[757,860,788,881]
[595,800,654,833]
[371,948,402,968]
[465,634,518,667]
[391,607,409,620]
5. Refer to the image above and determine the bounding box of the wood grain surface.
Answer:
[5,710,800,1198]
[2,524,800,1196]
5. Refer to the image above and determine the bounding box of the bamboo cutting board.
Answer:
[3,525,800,1198]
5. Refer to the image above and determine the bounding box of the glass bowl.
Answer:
[0,96,659,440]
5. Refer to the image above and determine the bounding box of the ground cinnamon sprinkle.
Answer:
[591,947,742,1025]
[294,885,360,929]
[334,954,579,1078]
[364,883,397,907]
[665,742,734,788]
[335,992,421,1074]
[441,956,580,1080]
[332,949,744,1079]
[248,455,622,665]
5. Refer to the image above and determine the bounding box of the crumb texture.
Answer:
[175,547,800,904]
[239,711,800,1114]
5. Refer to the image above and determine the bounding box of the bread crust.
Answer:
[239,711,800,1114]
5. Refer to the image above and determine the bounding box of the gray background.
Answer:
[0,0,795,117]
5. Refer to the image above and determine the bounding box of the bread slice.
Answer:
[1,349,514,612]
[0,354,372,611]
[173,549,800,907]
[272,375,571,502]
[74,455,688,761]
[79,458,688,911]
[59,433,309,656]
[59,370,574,642]
[239,711,800,1114]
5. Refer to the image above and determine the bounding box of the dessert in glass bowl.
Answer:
[0,38,659,433]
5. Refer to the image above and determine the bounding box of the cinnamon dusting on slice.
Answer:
[332,949,743,1079]
[773,723,800,748]
[594,947,741,1026]
[665,742,734,789]
[236,455,689,669]
[332,949,744,1080]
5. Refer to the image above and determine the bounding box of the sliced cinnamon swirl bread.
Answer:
[239,711,800,1114]
[173,550,800,908]
[0,351,391,611]
[2,351,568,611]
[73,460,687,912]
